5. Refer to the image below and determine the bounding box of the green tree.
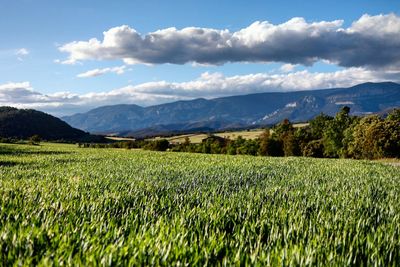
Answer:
[267,138,284,156]
[309,113,333,139]
[29,135,41,145]
[345,116,382,159]
[343,113,399,159]
[294,127,313,155]
[183,136,191,146]
[381,119,400,158]
[386,108,400,121]
[258,128,271,156]
[273,119,300,156]
[282,132,301,156]
[236,139,259,156]
[274,118,294,136]
[303,139,324,158]
[144,139,170,151]
[323,106,353,158]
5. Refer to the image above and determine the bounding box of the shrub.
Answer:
[303,139,324,158]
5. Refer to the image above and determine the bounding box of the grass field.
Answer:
[105,136,136,141]
[154,124,309,144]
[1,143,399,265]
[154,130,266,144]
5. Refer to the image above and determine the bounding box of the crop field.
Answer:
[1,143,399,265]
[154,124,309,144]
[153,130,265,144]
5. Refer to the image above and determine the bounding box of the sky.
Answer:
[0,0,399,116]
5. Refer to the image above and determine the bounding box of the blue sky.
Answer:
[0,0,399,115]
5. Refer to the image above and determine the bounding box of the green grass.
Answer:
[1,143,399,265]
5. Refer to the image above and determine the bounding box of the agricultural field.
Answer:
[154,124,309,144]
[105,136,136,141]
[153,129,265,144]
[1,143,399,265]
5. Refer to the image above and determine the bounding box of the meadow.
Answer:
[151,123,309,144]
[166,130,265,144]
[150,129,265,144]
[1,143,399,266]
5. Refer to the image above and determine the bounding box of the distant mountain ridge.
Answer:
[62,82,400,135]
[0,107,104,142]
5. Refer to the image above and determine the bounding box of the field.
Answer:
[154,124,309,144]
[106,136,136,141]
[1,143,399,265]
[152,130,265,144]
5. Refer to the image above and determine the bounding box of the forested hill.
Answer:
[0,107,104,142]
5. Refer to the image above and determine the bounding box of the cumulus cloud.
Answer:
[58,14,400,69]
[77,65,127,78]
[1,68,398,116]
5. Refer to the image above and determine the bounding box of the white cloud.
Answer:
[16,48,29,56]
[348,14,400,35]
[77,65,127,78]
[58,14,400,69]
[0,82,32,90]
[15,48,29,61]
[1,68,398,116]
[280,64,297,73]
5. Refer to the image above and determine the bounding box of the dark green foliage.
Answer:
[282,132,301,156]
[303,139,324,157]
[183,136,191,146]
[0,106,104,142]
[386,108,400,121]
[273,118,294,136]
[79,140,145,149]
[0,137,19,144]
[29,135,41,145]
[309,113,333,139]
[272,119,301,156]
[294,127,313,155]
[145,107,399,160]
[344,112,400,159]
[258,129,271,156]
[382,117,400,158]
[144,139,170,151]
[323,106,354,158]
[266,138,284,156]
[235,138,259,156]
[201,135,228,154]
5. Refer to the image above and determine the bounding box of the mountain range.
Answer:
[62,82,400,136]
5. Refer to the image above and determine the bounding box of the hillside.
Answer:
[0,107,104,142]
[62,82,400,135]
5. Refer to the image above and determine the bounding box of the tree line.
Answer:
[79,107,400,160]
